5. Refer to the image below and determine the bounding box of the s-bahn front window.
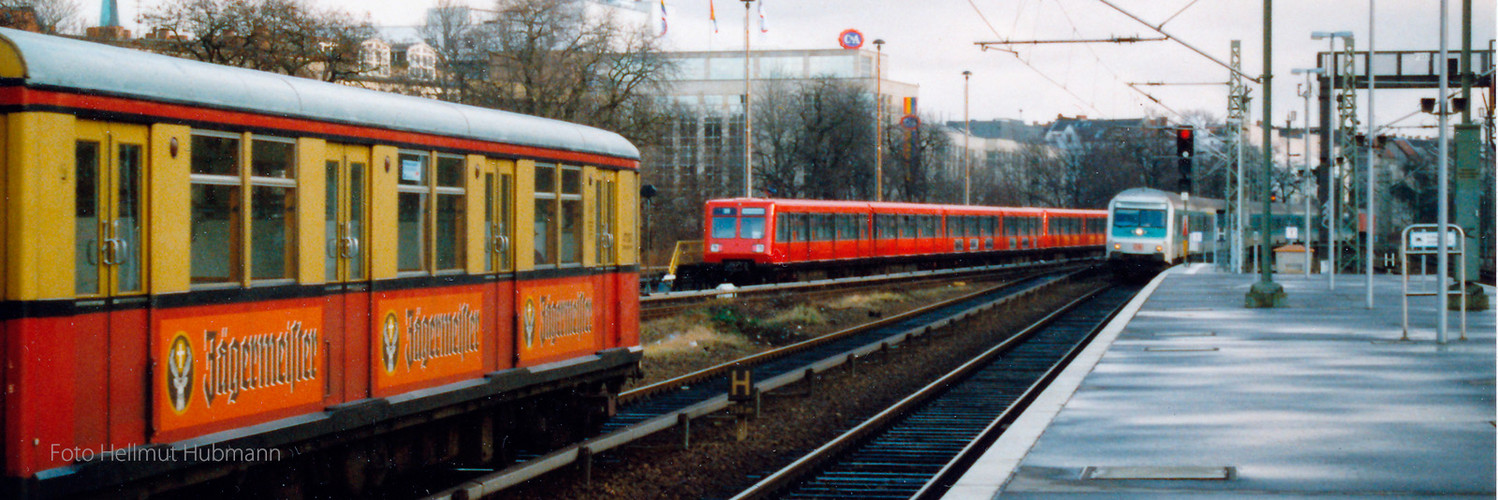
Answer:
[712,216,737,239]
[1113,209,1166,229]
[740,207,766,239]
[711,206,737,239]
[740,217,765,239]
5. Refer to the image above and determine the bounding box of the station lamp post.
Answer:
[1292,67,1323,281]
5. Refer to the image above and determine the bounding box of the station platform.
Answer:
[944,264,1497,499]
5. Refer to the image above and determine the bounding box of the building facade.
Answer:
[648,48,919,199]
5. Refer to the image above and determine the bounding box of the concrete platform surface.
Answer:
[944,264,1496,499]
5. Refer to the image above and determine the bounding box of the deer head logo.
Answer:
[167,333,194,413]
[382,312,400,374]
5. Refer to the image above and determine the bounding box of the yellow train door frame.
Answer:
[324,143,371,402]
[76,120,149,298]
[592,169,618,342]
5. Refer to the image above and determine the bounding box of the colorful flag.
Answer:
[903,97,917,115]
[757,0,767,33]
[709,0,718,33]
[659,0,668,36]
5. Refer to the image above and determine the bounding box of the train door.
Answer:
[484,159,517,367]
[324,143,371,402]
[787,213,808,262]
[857,213,871,259]
[592,169,619,347]
[74,121,149,448]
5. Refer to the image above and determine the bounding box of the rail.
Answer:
[726,284,1133,500]
[423,269,1088,500]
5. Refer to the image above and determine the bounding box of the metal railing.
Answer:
[1401,224,1466,341]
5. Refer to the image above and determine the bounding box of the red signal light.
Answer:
[1177,128,1192,140]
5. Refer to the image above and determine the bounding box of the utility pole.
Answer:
[1453,0,1489,310]
[1365,0,1377,308]
[741,0,754,198]
[1247,0,1286,307]
[874,39,885,201]
[1437,0,1450,342]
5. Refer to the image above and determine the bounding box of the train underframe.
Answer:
[681,246,1103,288]
[11,349,641,499]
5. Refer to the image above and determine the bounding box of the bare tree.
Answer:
[0,0,81,33]
[462,0,674,146]
[142,0,374,82]
[884,115,953,203]
[419,0,483,101]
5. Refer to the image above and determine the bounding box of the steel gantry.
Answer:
[1225,40,1250,272]
[1333,40,1361,274]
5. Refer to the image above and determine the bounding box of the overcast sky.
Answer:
[99,0,1494,136]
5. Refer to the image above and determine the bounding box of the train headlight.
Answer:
[753,244,764,252]
[709,244,721,252]
[1113,243,1121,250]
[1155,245,1163,252]
[1134,228,1144,236]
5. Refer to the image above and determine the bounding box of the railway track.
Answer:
[729,284,1140,500]
[640,258,1093,320]
[422,268,1089,499]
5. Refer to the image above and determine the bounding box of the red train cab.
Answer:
[703,198,775,265]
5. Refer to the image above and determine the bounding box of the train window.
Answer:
[901,215,916,238]
[964,216,977,237]
[533,164,556,266]
[75,141,100,295]
[190,133,243,285]
[250,137,296,280]
[1114,209,1165,229]
[858,215,869,239]
[776,213,790,241]
[712,215,737,239]
[435,155,466,271]
[796,214,810,242]
[188,132,298,285]
[982,217,995,237]
[741,213,765,240]
[398,151,431,272]
[559,167,582,264]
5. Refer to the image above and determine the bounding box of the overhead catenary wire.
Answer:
[969,0,1102,116]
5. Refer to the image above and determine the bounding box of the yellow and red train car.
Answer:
[0,29,641,497]
[699,198,1105,283]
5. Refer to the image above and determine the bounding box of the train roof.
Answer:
[0,28,639,163]
[706,198,1104,215]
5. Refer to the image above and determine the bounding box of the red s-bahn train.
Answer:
[0,29,639,497]
[693,198,1107,283]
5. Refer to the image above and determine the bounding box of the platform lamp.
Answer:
[1292,67,1324,281]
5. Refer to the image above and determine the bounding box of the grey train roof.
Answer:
[0,28,639,162]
